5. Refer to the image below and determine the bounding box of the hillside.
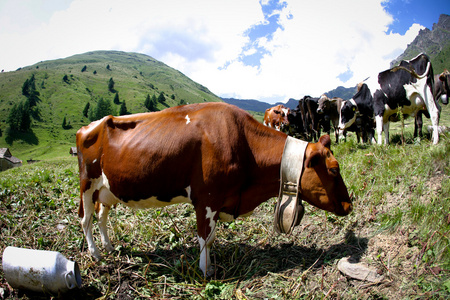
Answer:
[391,14,450,71]
[0,51,222,160]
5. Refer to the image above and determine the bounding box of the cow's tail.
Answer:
[391,62,431,80]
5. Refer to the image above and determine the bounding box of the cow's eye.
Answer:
[329,168,338,176]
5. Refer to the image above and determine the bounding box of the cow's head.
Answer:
[300,135,353,216]
[273,105,291,131]
[317,95,329,114]
[438,70,449,105]
[338,99,357,130]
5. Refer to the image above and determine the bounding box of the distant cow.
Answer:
[287,98,309,140]
[263,104,290,131]
[289,96,332,142]
[435,69,450,105]
[303,96,322,141]
[340,53,440,144]
[317,95,342,143]
[76,103,353,276]
[338,83,376,143]
[373,53,440,144]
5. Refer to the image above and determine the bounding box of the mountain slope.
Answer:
[0,51,222,160]
[391,14,450,72]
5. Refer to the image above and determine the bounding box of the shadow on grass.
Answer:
[6,286,103,300]
[5,130,39,146]
[97,229,368,282]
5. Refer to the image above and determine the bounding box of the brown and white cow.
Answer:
[77,102,352,276]
[263,104,290,131]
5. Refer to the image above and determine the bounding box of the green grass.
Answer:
[1,130,450,299]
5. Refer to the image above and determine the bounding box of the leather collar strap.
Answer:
[274,136,308,234]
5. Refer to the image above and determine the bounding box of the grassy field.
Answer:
[0,114,449,299]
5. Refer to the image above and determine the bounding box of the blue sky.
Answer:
[384,0,448,34]
[0,0,448,103]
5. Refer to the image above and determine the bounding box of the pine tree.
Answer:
[83,102,90,118]
[158,92,166,103]
[108,78,115,92]
[89,98,115,121]
[114,92,120,104]
[22,79,30,96]
[8,101,31,132]
[144,94,151,110]
[119,100,128,115]
[19,102,31,132]
[21,75,40,107]
[7,104,20,131]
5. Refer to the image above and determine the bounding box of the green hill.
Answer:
[0,51,222,161]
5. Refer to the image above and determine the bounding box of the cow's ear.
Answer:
[319,135,331,149]
[439,72,446,81]
[305,151,321,168]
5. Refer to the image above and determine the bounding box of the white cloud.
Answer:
[0,0,423,103]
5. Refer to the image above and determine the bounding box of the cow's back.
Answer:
[76,103,267,204]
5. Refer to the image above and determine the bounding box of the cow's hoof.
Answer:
[105,244,114,253]
[205,266,215,278]
[89,249,102,261]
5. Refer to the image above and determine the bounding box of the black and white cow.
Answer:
[317,95,342,143]
[340,53,440,144]
[414,69,450,137]
[374,53,440,144]
[338,83,376,143]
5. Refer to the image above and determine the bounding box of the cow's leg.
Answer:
[427,103,440,145]
[81,189,102,260]
[421,84,440,144]
[98,203,114,253]
[375,115,384,145]
[383,122,390,145]
[196,206,219,277]
[431,113,439,145]
[414,112,423,138]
